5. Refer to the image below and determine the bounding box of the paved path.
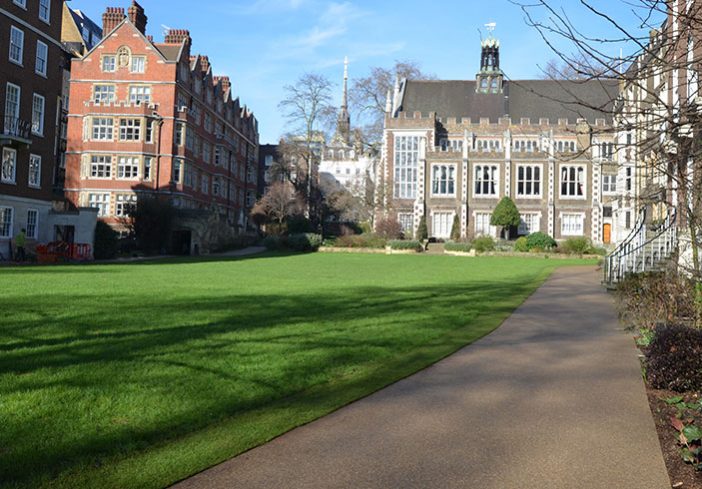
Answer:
[172,267,670,489]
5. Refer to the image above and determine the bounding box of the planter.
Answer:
[444,250,477,257]
[319,247,387,255]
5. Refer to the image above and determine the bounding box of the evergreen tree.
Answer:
[490,197,521,240]
[416,215,428,240]
[450,213,461,241]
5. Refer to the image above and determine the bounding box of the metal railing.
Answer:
[2,116,31,140]
[604,207,677,286]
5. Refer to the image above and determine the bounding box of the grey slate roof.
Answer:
[400,79,618,124]
[154,44,183,62]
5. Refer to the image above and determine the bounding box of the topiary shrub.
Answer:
[287,233,322,252]
[417,216,428,241]
[388,240,422,251]
[444,242,472,253]
[526,232,557,251]
[562,237,591,255]
[472,236,496,253]
[450,214,461,241]
[646,324,702,392]
[514,236,528,252]
[490,197,521,240]
[93,221,119,259]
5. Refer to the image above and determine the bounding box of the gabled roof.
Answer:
[400,78,618,124]
[80,16,170,64]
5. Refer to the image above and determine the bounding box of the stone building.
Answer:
[319,58,376,199]
[1,0,97,260]
[377,31,620,243]
[64,2,260,254]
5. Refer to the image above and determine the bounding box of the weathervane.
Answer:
[485,22,497,34]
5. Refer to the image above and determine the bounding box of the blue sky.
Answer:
[73,0,662,143]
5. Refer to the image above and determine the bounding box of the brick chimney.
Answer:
[102,7,125,35]
[128,1,148,35]
[164,29,191,45]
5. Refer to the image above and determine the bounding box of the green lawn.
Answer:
[0,253,594,488]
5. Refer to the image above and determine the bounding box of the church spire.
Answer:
[334,56,352,146]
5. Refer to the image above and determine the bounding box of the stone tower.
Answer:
[476,23,504,94]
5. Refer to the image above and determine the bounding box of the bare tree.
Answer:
[250,182,302,235]
[278,73,336,222]
[513,0,702,279]
[350,60,435,147]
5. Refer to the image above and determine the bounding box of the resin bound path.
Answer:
[172,266,670,489]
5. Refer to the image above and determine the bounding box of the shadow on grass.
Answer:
[0,278,543,488]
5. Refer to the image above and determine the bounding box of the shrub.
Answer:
[388,240,422,251]
[645,324,702,392]
[358,221,373,234]
[262,235,282,250]
[562,237,591,255]
[417,216,428,241]
[588,245,608,256]
[287,233,322,252]
[333,234,386,249]
[128,198,175,255]
[514,236,528,252]
[450,214,461,241]
[93,221,119,260]
[615,270,697,331]
[445,242,472,253]
[526,232,557,251]
[472,236,496,253]
[491,197,521,239]
[286,215,314,234]
[375,216,404,240]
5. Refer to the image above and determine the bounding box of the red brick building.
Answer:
[65,2,260,254]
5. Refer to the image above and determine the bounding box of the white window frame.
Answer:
[88,193,110,217]
[474,211,497,238]
[128,85,151,106]
[431,211,455,239]
[430,164,457,197]
[90,155,112,179]
[559,164,587,199]
[119,118,142,141]
[38,0,51,23]
[130,56,146,74]
[398,212,413,234]
[35,40,48,76]
[516,164,542,198]
[518,212,541,235]
[393,133,422,200]
[26,208,38,239]
[5,83,21,123]
[92,117,114,141]
[9,26,24,65]
[560,212,585,236]
[12,0,27,8]
[602,174,617,195]
[93,84,116,104]
[117,156,140,180]
[0,206,13,239]
[101,55,116,73]
[28,154,41,188]
[32,94,45,136]
[473,164,499,198]
[115,194,137,217]
[143,157,152,181]
[2,147,17,184]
